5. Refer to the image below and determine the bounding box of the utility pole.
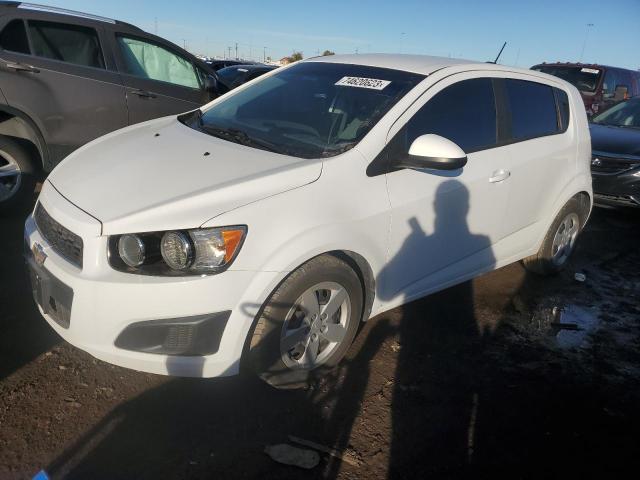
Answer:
[263,46,267,63]
[579,23,594,62]
[235,42,238,60]
[182,39,187,50]
[227,46,232,59]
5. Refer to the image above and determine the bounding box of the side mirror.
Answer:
[397,134,467,171]
[204,74,218,93]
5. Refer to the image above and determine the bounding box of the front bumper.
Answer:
[24,184,282,378]
[592,167,640,208]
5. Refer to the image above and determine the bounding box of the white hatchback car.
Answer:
[24,54,592,387]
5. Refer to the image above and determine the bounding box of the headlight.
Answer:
[108,226,247,276]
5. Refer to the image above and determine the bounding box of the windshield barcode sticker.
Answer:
[581,68,599,74]
[335,76,391,90]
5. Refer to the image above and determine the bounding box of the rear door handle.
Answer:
[130,88,157,98]
[489,169,511,183]
[4,61,40,73]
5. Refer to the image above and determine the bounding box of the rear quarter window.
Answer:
[505,79,559,140]
[0,19,30,54]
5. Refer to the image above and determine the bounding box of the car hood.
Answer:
[48,117,322,235]
[589,123,640,157]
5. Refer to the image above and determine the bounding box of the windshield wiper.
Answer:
[200,125,285,155]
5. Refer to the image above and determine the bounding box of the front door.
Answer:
[0,16,128,166]
[380,75,511,303]
[112,33,210,124]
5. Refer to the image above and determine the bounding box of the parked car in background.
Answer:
[531,62,640,117]
[206,59,251,71]
[217,63,277,93]
[589,97,640,208]
[24,54,592,388]
[0,2,220,211]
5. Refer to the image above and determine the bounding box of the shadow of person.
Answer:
[376,179,497,477]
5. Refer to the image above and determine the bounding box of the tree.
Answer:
[322,50,335,56]
[289,51,303,62]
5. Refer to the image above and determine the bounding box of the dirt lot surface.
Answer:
[1,206,639,479]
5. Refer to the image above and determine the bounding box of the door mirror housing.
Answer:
[204,74,219,93]
[397,134,468,171]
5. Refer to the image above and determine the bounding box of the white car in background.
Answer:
[24,54,592,387]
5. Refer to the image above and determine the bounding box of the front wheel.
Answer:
[247,255,363,389]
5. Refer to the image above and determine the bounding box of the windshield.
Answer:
[532,65,601,93]
[592,98,640,129]
[187,62,424,158]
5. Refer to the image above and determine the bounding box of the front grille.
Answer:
[34,204,83,269]
[591,155,640,175]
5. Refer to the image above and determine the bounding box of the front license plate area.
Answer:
[26,258,73,329]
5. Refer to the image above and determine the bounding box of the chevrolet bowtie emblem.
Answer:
[32,242,47,266]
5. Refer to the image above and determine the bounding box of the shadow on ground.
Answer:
[1,206,639,479]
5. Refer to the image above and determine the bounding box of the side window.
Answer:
[505,79,558,140]
[0,19,30,54]
[554,88,571,132]
[117,36,200,89]
[602,70,620,98]
[27,20,104,69]
[405,78,497,153]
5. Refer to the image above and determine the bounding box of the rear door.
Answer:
[0,15,128,166]
[111,32,211,124]
[497,76,574,255]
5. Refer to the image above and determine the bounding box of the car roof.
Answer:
[0,1,144,31]
[304,53,480,75]
[225,64,276,71]
[531,62,634,72]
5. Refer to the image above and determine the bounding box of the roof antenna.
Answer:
[491,41,507,64]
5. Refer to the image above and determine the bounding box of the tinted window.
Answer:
[406,78,497,153]
[117,36,199,88]
[506,79,558,140]
[28,21,104,68]
[0,20,29,54]
[555,88,570,131]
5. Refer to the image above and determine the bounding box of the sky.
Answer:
[38,0,639,69]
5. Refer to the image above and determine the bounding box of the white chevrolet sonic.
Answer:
[24,54,592,387]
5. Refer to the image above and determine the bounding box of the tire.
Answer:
[523,196,584,275]
[0,136,38,215]
[247,254,363,389]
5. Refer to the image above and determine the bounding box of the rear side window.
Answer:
[117,36,200,89]
[0,19,30,54]
[28,20,104,69]
[406,78,497,153]
[505,79,558,140]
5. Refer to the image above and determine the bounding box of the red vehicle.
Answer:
[531,62,640,117]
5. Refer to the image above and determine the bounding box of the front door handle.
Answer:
[130,88,157,99]
[489,169,511,183]
[4,61,40,73]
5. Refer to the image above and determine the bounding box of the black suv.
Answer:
[0,2,219,211]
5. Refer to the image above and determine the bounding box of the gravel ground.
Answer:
[1,205,639,479]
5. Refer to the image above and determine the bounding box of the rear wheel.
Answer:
[247,255,363,389]
[523,197,583,275]
[0,136,37,215]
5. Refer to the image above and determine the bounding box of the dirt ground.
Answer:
[1,205,639,479]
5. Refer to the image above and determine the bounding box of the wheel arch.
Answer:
[0,106,49,171]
